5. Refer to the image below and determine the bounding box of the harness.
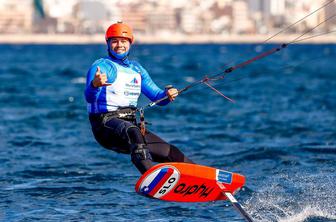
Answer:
[89,106,149,138]
[139,108,146,136]
[89,107,137,123]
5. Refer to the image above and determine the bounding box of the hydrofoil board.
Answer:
[135,162,245,202]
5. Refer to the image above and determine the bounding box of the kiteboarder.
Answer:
[84,22,193,174]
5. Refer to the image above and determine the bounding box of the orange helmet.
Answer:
[105,21,134,43]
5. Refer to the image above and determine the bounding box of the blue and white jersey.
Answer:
[84,56,168,114]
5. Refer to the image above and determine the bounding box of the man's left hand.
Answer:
[167,88,179,101]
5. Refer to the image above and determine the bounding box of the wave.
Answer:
[71,77,86,84]
[299,143,336,155]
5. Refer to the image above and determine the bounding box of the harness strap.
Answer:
[133,144,152,160]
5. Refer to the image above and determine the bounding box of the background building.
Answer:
[0,0,33,33]
[0,0,335,37]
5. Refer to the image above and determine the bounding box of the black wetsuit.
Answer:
[89,107,193,174]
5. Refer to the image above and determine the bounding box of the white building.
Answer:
[270,0,286,16]
[0,0,33,33]
[232,0,253,34]
[286,0,325,32]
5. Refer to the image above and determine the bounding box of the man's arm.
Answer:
[134,62,171,106]
[84,60,115,103]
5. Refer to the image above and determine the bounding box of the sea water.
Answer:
[0,43,335,222]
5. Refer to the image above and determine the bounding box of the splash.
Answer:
[244,172,336,222]
[278,206,336,222]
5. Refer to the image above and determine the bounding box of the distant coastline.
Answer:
[0,34,335,44]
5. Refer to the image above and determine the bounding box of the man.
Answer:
[85,22,193,174]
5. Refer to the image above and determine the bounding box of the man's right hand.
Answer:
[91,66,112,88]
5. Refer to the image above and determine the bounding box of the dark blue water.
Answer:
[0,43,335,222]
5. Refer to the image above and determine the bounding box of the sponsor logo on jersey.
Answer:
[124,91,140,96]
[125,77,140,88]
[130,77,138,84]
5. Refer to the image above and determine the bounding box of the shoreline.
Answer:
[0,34,335,44]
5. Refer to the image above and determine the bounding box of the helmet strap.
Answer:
[107,39,131,60]
[109,49,129,59]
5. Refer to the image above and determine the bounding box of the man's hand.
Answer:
[167,88,179,101]
[91,66,112,88]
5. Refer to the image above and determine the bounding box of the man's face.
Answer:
[110,37,131,54]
